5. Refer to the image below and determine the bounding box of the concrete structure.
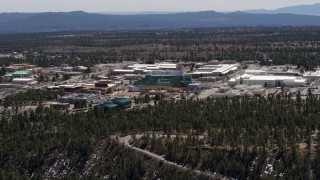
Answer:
[229,74,306,87]
[12,78,37,85]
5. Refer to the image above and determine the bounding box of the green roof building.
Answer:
[112,98,132,108]
[94,97,132,112]
[4,73,13,77]
[11,70,31,78]
[103,103,119,109]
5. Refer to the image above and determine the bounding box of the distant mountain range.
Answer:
[1,10,320,33]
[246,3,320,16]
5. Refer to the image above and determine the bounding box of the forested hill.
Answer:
[1,11,320,33]
[2,91,320,178]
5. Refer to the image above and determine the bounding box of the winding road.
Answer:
[113,134,224,179]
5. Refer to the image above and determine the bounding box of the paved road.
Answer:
[113,134,223,179]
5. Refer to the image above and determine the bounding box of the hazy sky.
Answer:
[0,0,319,12]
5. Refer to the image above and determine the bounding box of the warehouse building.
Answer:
[229,74,306,87]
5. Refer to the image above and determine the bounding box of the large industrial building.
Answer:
[189,64,239,78]
[132,70,192,91]
[229,74,306,87]
[113,63,180,75]
[127,63,178,71]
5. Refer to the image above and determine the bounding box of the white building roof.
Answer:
[248,76,297,81]
[113,69,135,73]
[194,64,239,75]
[12,78,36,81]
[231,74,306,85]
[127,63,177,70]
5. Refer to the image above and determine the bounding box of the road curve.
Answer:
[113,135,223,179]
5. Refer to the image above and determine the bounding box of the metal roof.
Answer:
[112,98,131,104]
[103,103,119,108]
[12,70,30,75]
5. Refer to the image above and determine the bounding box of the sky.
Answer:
[0,0,319,13]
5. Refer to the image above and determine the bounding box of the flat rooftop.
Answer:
[12,70,31,75]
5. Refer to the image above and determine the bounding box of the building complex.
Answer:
[229,70,307,87]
